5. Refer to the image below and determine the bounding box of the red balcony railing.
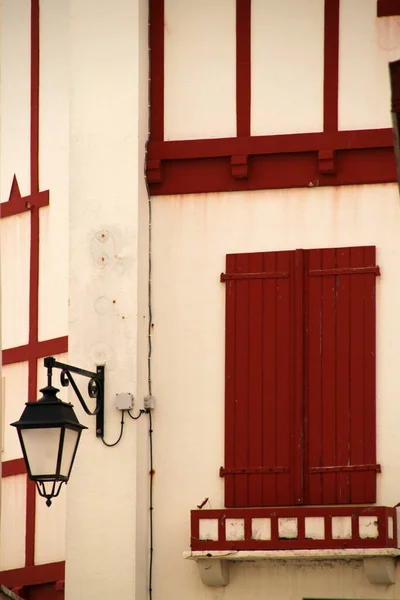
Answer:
[190,506,397,552]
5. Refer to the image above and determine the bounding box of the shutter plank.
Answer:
[349,247,367,503]
[262,252,279,505]
[248,252,264,506]
[335,247,351,502]
[306,249,323,504]
[224,254,237,507]
[275,251,293,505]
[234,253,251,506]
[363,247,377,502]
[321,248,337,503]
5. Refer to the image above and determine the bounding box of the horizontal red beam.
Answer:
[378,0,400,16]
[148,129,393,161]
[0,190,49,219]
[2,336,68,366]
[149,147,396,196]
[0,562,65,589]
[2,458,26,477]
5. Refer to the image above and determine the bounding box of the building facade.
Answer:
[2,0,400,599]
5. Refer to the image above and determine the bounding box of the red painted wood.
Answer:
[31,0,39,194]
[248,253,263,506]
[320,248,336,504]
[335,247,351,502]
[293,250,304,505]
[224,254,237,507]
[148,146,396,195]
[305,246,378,505]
[234,253,250,506]
[150,0,164,142]
[0,563,65,590]
[262,252,278,506]
[378,0,400,16]
[274,252,293,506]
[148,129,394,160]
[349,247,368,503]
[323,0,340,132]
[223,252,295,506]
[236,0,251,137]
[2,458,26,477]
[191,506,396,551]
[363,246,378,502]
[223,246,378,507]
[2,337,69,366]
[305,249,323,504]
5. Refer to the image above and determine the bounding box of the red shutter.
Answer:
[221,246,379,507]
[221,251,299,507]
[305,246,380,504]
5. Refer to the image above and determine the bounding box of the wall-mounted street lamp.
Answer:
[11,356,104,507]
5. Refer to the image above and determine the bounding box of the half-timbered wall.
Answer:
[148,0,400,195]
[1,1,68,595]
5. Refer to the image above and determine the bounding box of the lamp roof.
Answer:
[10,385,88,430]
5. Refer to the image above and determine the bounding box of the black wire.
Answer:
[127,409,145,420]
[148,409,154,600]
[101,410,125,447]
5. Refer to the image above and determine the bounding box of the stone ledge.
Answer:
[183,549,400,587]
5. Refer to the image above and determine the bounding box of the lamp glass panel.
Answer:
[60,428,80,477]
[20,427,62,477]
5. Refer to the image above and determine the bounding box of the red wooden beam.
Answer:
[323,0,340,133]
[150,0,164,142]
[378,0,400,16]
[2,458,26,477]
[0,562,65,589]
[148,129,394,160]
[236,0,251,137]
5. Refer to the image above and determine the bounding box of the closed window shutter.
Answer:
[305,246,379,504]
[221,246,379,508]
[221,251,298,507]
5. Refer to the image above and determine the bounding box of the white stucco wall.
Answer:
[0,0,31,201]
[0,475,26,571]
[38,0,69,341]
[251,0,324,136]
[0,215,30,349]
[164,0,236,141]
[66,0,149,598]
[339,0,400,130]
[151,183,400,599]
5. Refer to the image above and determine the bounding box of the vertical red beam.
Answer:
[323,0,340,132]
[150,0,164,142]
[26,0,40,567]
[236,0,251,137]
[31,0,39,194]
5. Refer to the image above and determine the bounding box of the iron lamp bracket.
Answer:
[44,356,104,437]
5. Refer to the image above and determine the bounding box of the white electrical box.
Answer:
[115,392,134,410]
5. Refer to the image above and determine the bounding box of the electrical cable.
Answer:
[148,409,154,599]
[127,409,146,420]
[145,3,154,598]
[101,410,125,447]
